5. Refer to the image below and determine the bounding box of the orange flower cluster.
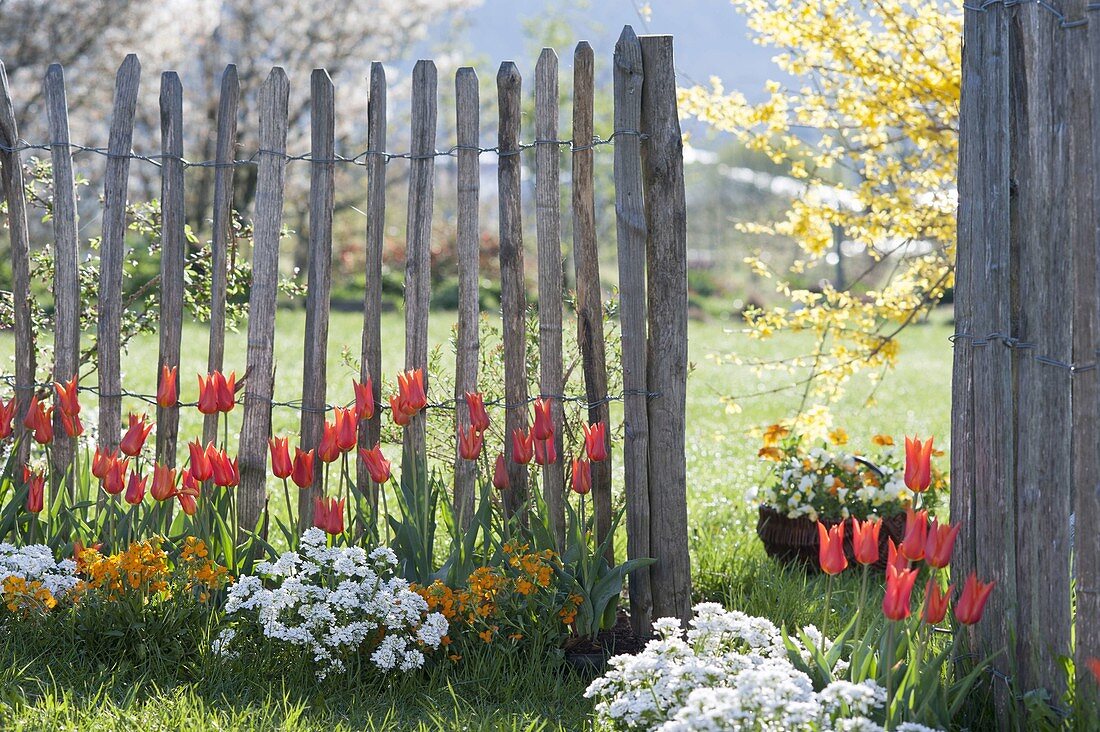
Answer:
[2,576,57,614]
[73,536,228,604]
[179,537,231,602]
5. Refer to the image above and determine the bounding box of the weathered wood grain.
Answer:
[297,69,336,530]
[573,40,614,565]
[156,72,185,469]
[237,68,289,537]
[497,61,528,518]
[97,54,141,453]
[203,65,240,452]
[453,66,480,527]
[0,62,34,475]
[401,60,437,483]
[613,27,653,633]
[535,48,566,546]
[639,33,691,623]
[357,62,386,508]
[44,64,79,499]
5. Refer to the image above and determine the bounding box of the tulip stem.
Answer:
[821,574,833,654]
[281,477,293,541]
[855,563,870,640]
[885,620,898,726]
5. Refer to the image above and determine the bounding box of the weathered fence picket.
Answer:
[535,48,566,545]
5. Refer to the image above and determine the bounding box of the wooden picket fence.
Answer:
[0,26,692,629]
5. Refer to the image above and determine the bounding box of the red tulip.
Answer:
[119,413,154,457]
[317,421,341,463]
[465,392,490,433]
[216,371,237,412]
[955,572,995,625]
[904,436,934,493]
[532,397,554,441]
[922,579,952,625]
[582,421,609,462]
[176,469,200,515]
[92,447,117,480]
[925,519,961,569]
[291,448,315,489]
[269,437,293,479]
[887,537,909,573]
[571,457,592,495]
[492,453,509,490]
[197,373,220,414]
[54,376,81,416]
[900,507,928,562]
[103,457,129,496]
[24,397,53,445]
[0,398,15,439]
[851,517,881,566]
[534,437,557,466]
[359,444,392,484]
[883,564,920,620]
[334,407,358,452]
[150,463,177,502]
[156,365,177,409]
[457,423,483,461]
[512,428,534,465]
[816,521,848,575]
[25,470,44,513]
[124,471,148,505]
[61,412,84,438]
[390,395,412,426]
[210,450,240,488]
[188,440,213,482]
[353,377,375,421]
[22,395,42,431]
[397,368,427,415]
[313,496,345,535]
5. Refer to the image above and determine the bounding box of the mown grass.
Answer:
[0,306,955,730]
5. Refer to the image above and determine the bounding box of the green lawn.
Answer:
[0,306,955,730]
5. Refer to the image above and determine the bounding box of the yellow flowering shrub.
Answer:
[3,575,58,614]
[75,536,229,603]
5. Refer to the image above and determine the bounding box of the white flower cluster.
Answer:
[0,542,79,598]
[218,528,448,679]
[585,603,920,732]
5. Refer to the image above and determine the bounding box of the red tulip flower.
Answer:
[176,470,200,515]
[883,565,920,620]
[210,451,240,488]
[582,421,609,462]
[197,373,220,414]
[922,579,952,625]
[816,521,848,575]
[532,397,554,441]
[269,437,293,480]
[313,496,345,535]
[189,440,213,482]
[900,506,928,562]
[151,463,177,502]
[92,447,117,480]
[851,517,881,566]
[390,395,412,426]
[571,457,592,495]
[119,413,154,457]
[334,407,358,453]
[216,371,236,412]
[291,448,316,489]
[61,412,84,438]
[457,423,483,461]
[0,398,15,439]
[465,392,490,433]
[22,395,42,431]
[955,572,995,625]
[904,436,934,493]
[24,397,53,445]
[397,368,427,415]
[534,436,557,466]
[353,377,375,421]
[512,428,534,465]
[492,453,509,490]
[317,420,341,463]
[359,444,392,484]
[887,537,909,573]
[54,376,81,416]
[925,519,961,569]
[25,470,44,514]
[124,471,148,505]
[157,365,178,408]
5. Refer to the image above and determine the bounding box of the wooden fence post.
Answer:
[237,68,289,538]
[97,54,140,455]
[535,48,566,546]
[0,61,34,477]
[156,72,185,471]
[297,69,336,530]
[497,61,529,518]
[44,64,79,501]
[453,66,480,527]
[614,27,654,634]
[639,33,692,623]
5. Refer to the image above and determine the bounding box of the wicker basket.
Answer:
[755,505,908,572]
